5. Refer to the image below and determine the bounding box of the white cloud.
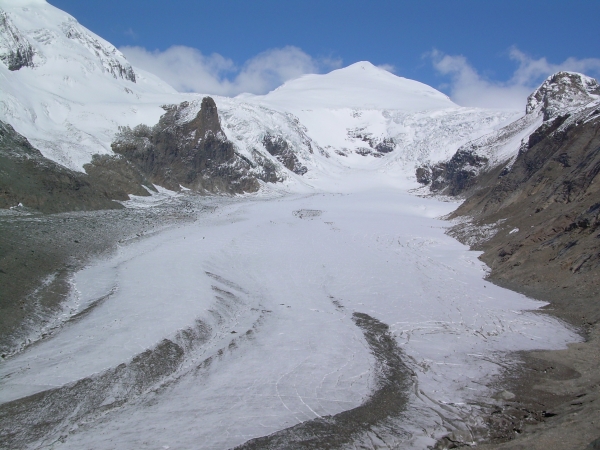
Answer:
[429,48,600,110]
[120,45,341,96]
[377,63,396,73]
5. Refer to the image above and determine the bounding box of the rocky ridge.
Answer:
[0,94,320,213]
[417,72,600,198]
[59,17,135,82]
[422,72,600,307]
[0,120,157,213]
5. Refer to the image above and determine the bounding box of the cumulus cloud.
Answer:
[121,45,341,96]
[429,48,600,110]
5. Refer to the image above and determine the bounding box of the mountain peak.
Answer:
[526,71,600,120]
[342,61,386,71]
[257,61,455,112]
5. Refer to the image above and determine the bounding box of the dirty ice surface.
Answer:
[0,178,578,449]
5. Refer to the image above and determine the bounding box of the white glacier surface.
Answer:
[0,174,579,448]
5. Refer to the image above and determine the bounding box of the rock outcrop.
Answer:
[112,97,260,194]
[347,127,396,156]
[526,71,600,120]
[262,134,307,175]
[421,148,490,196]
[0,10,34,70]
[0,116,164,214]
[436,71,600,450]
[0,120,141,213]
[59,17,136,82]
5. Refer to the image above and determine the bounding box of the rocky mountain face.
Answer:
[1,93,318,213]
[262,134,308,175]
[431,72,600,450]
[426,73,600,325]
[417,72,600,198]
[60,18,136,82]
[526,71,600,120]
[0,4,135,80]
[112,97,261,194]
[451,108,600,321]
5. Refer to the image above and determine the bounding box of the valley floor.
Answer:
[0,186,589,449]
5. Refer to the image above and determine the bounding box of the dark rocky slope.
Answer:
[0,10,35,71]
[0,120,156,214]
[450,110,600,316]
[419,72,600,199]
[445,74,600,325]
[112,96,261,194]
[1,96,271,215]
[262,133,307,175]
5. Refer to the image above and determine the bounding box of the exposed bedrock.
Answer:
[422,70,600,450]
[449,108,600,319]
[262,133,308,175]
[0,10,35,71]
[418,148,489,196]
[112,97,260,194]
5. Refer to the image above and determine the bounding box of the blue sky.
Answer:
[49,0,600,109]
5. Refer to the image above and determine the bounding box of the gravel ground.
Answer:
[445,219,600,450]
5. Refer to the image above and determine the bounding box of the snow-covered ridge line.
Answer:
[0,0,181,171]
[526,71,600,120]
[0,1,134,80]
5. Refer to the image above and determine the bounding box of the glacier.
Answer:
[0,178,579,448]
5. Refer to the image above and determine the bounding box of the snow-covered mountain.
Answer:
[0,0,181,171]
[2,3,598,449]
[232,63,518,175]
[0,0,519,195]
[242,61,456,111]
[3,0,598,206]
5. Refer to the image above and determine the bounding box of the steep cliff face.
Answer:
[439,77,600,450]
[526,71,600,120]
[262,134,308,175]
[112,97,261,194]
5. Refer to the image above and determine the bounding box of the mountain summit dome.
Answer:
[253,61,456,112]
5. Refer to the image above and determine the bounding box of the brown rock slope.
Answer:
[435,72,600,448]
[450,108,600,324]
